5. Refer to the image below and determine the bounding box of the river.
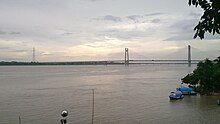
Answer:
[0,65,219,124]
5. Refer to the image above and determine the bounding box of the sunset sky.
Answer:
[0,0,219,62]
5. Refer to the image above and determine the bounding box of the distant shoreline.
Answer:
[0,61,199,66]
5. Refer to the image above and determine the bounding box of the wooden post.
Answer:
[19,116,21,124]
[92,89,95,124]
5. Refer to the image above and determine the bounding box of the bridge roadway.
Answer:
[0,59,202,65]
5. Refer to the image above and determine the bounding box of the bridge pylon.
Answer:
[125,48,129,66]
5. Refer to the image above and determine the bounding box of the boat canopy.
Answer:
[177,87,193,92]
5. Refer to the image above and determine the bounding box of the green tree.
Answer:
[182,57,220,95]
[188,0,220,39]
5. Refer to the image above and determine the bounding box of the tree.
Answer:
[188,0,220,39]
[182,57,220,95]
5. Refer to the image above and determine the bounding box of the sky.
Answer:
[0,0,219,62]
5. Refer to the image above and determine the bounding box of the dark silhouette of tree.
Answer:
[182,57,220,95]
[188,0,220,39]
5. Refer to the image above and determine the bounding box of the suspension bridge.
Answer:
[1,45,209,66]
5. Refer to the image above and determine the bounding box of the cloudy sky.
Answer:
[0,0,219,62]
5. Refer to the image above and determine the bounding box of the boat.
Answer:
[169,91,184,100]
[176,87,197,95]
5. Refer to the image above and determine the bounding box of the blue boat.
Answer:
[169,91,184,100]
[176,87,197,95]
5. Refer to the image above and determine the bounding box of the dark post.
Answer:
[19,116,21,124]
[188,45,191,67]
[92,89,95,124]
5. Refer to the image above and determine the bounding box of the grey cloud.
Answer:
[98,13,165,24]
[0,48,28,53]
[98,29,155,41]
[163,19,196,41]
[145,13,164,17]
[0,30,21,35]
[164,34,193,41]
[9,32,21,35]
[95,13,166,40]
[11,50,27,53]
[151,19,161,23]
[0,31,6,35]
[164,33,220,41]
[189,12,201,18]
[126,13,164,23]
[169,19,196,33]
[127,13,164,22]
[127,15,143,23]
[63,32,73,35]
[164,17,220,41]
[102,15,122,22]
[0,47,10,50]
[98,13,164,24]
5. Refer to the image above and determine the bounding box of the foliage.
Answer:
[188,0,220,39]
[182,57,220,95]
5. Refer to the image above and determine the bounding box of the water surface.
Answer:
[0,65,219,124]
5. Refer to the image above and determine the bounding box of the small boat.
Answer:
[169,91,184,100]
[176,87,197,95]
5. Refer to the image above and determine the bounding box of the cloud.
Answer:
[188,11,202,18]
[98,15,122,22]
[145,13,164,17]
[151,19,161,23]
[164,18,220,41]
[126,13,165,23]
[0,31,6,35]
[0,0,219,61]
[0,30,21,35]
[127,15,144,23]
[9,32,21,35]
[0,46,10,50]
[10,50,27,53]
[93,13,166,41]
[67,36,132,59]
[164,34,193,41]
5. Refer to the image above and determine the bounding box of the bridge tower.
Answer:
[188,45,191,67]
[125,48,129,66]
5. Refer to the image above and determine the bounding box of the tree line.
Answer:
[182,56,220,95]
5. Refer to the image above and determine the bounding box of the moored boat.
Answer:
[176,87,197,95]
[169,91,184,100]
